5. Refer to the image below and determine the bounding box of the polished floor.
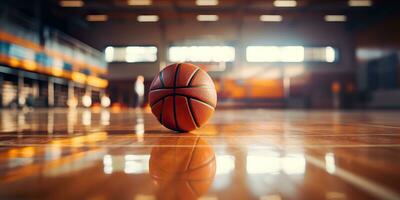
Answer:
[0,108,400,200]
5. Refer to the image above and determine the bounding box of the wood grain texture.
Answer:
[0,109,399,200]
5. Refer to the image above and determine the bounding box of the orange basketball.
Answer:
[149,134,216,200]
[149,63,217,132]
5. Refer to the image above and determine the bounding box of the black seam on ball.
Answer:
[151,94,215,109]
[150,85,210,90]
[185,136,200,171]
[159,70,165,87]
[187,97,199,128]
[187,68,200,86]
[173,64,181,131]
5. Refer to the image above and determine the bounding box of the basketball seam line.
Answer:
[173,64,181,131]
[159,70,165,87]
[187,68,200,86]
[152,99,164,123]
[150,95,168,108]
[185,136,199,171]
[187,181,199,197]
[189,137,200,171]
[190,98,215,110]
[150,85,210,91]
[186,155,216,172]
[150,94,215,109]
[187,97,199,128]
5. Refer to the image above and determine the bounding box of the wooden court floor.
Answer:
[0,108,399,200]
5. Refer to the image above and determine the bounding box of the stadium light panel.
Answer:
[281,46,304,62]
[60,0,84,7]
[169,46,235,62]
[86,15,108,22]
[196,0,218,6]
[197,15,219,21]
[137,15,159,22]
[125,46,157,62]
[105,47,114,62]
[246,46,304,62]
[324,15,347,22]
[348,0,372,7]
[127,0,152,6]
[260,15,283,22]
[325,47,336,62]
[273,0,297,7]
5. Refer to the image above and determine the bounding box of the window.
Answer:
[246,46,304,62]
[246,46,337,63]
[105,46,157,63]
[304,46,337,62]
[168,46,235,62]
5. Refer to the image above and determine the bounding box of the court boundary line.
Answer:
[305,154,400,200]
[1,133,400,138]
[1,143,400,148]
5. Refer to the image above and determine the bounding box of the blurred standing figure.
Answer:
[134,75,145,108]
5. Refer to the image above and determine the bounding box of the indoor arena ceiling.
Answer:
[2,0,400,30]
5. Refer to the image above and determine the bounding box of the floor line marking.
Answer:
[1,133,400,138]
[1,144,400,148]
[305,154,400,200]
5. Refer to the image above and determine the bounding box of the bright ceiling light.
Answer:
[216,155,235,174]
[281,46,304,62]
[101,96,111,108]
[60,0,84,7]
[82,94,92,108]
[246,46,304,62]
[127,0,152,6]
[273,0,297,7]
[197,15,219,21]
[324,15,347,22]
[348,0,372,7]
[105,46,114,62]
[260,15,283,22]
[325,47,336,62]
[125,46,157,62]
[137,15,159,22]
[168,46,235,62]
[86,15,108,22]
[196,0,218,6]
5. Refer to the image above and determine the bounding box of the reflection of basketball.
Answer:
[149,134,216,200]
[149,63,217,132]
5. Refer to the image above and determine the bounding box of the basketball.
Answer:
[149,134,216,200]
[149,63,217,132]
